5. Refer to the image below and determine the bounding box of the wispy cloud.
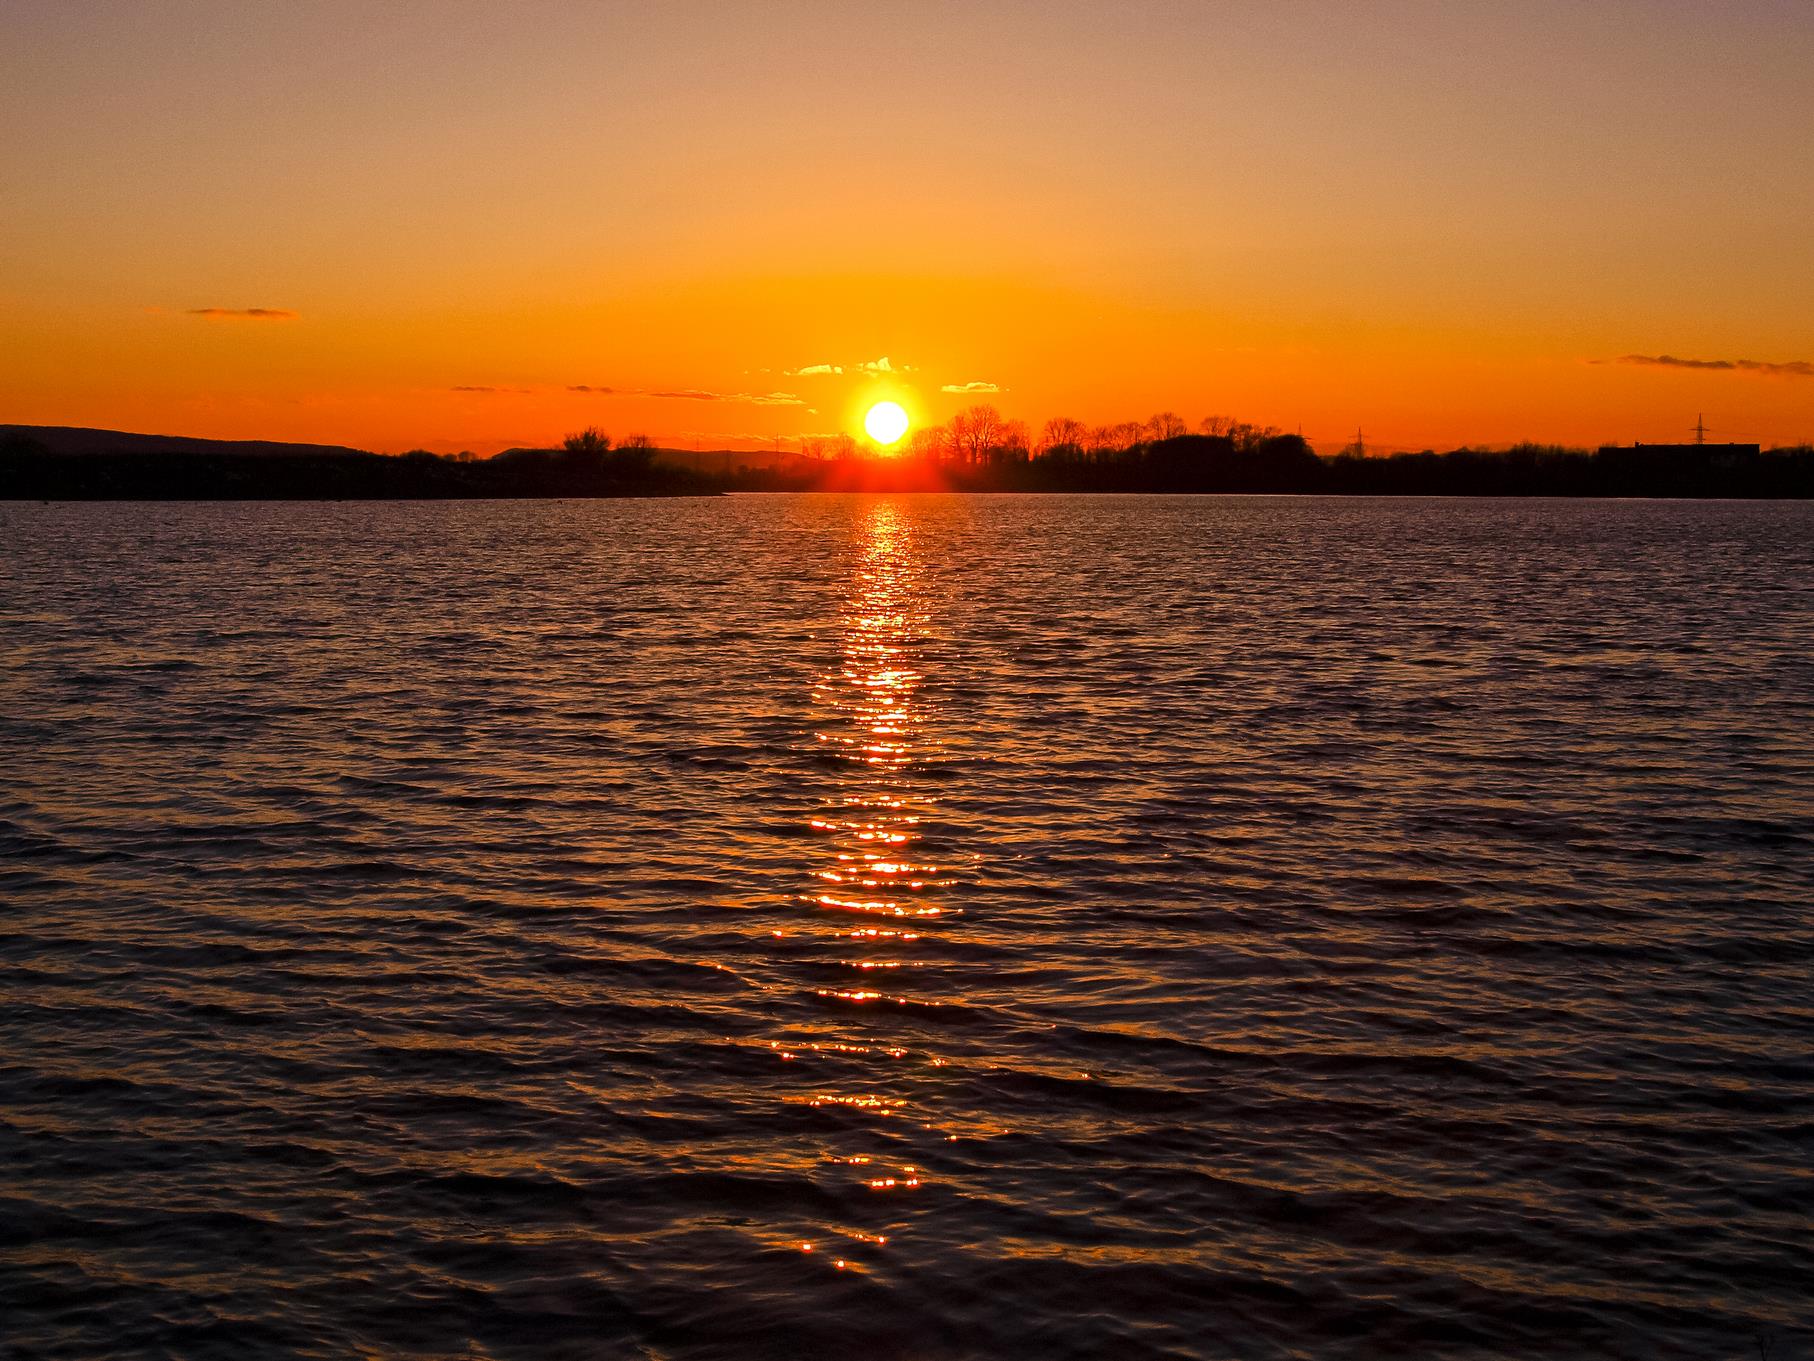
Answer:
[941,380,1005,394]
[188,307,298,320]
[1607,354,1814,378]
[453,385,530,394]
[784,356,913,377]
[568,384,804,405]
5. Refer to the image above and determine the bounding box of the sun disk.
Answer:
[864,401,909,446]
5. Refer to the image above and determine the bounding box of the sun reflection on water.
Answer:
[765,499,959,1262]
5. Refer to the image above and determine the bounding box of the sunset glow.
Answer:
[7,5,1813,1356]
[3,3,1811,454]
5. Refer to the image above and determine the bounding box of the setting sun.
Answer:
[864,402,910,447]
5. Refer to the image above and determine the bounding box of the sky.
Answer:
[3,0,1812,454]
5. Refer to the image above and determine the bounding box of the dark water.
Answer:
[2,494,1811,1360]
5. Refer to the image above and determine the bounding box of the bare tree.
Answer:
[995,418,1031,462]
[908,424,949,460]
[1230,421,1281,452]
[952,404,1003,463]
[1039,417,1088,460]
[616,431,657,472]
[562,426,613,455]
[1146,411,1187,442]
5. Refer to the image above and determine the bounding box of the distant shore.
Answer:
[5,426,1811,500]
[0,441,716,501]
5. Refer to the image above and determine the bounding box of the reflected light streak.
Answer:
[760,499,964,1258]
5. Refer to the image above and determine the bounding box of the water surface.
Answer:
[3,494,1811,1359]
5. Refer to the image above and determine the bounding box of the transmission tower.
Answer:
[1692,414,1709,445]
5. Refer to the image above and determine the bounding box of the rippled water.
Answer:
[3,494,1812,1360]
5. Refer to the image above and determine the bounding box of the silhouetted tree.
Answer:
[1037,417,1088,461]
[993,418,1031,463]
[952,404,1003,463]
[1146,411,1188,442]
[907,425,949,461]
[1229,421,1281,452]
[616,432,657,473]
[563,426,613,455]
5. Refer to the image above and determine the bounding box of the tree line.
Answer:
[797,405,1296,465]
[6,417,1812,499]
[736,404,1814,497]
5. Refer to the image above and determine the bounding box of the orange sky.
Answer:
[3,1,1811,453]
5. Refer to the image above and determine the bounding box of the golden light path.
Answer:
[771,499,956,1272]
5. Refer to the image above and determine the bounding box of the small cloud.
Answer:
[1607,354,1814,378]
[785,357,915,376]
[188,307,298,320]
[453,385,530,394]
[564,385,806,405]
[649,388,804,405]
[941,380,1005,394]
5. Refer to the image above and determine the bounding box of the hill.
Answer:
[0,424,373,460]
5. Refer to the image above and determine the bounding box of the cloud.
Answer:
[566,385,806,405]
[188,307,298,320]
[941,380,1005,394]
[650,388,804,405]
[785,357,915,376]
[1608,354,1814,378]
[453,385,530,394]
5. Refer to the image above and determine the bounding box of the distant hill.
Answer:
[0,424,373,460]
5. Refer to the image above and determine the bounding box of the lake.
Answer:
[2,494,1811,1359]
